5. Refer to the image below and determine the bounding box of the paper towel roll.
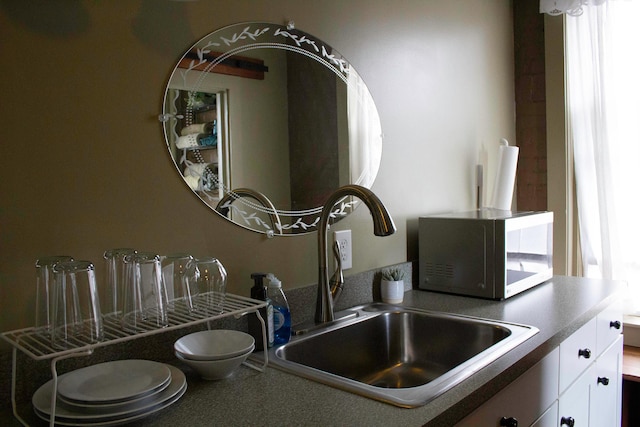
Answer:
[181,122,214,136]
[176,133,203,149]
[490,141,519,210]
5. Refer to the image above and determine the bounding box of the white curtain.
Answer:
[564,0,640,312]
[540,0,608,16]
[347,67,382,188]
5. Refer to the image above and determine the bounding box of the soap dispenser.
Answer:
[266,273,291,344]
[248,273,274,350]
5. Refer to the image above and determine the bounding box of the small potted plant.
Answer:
[380,268,405,304]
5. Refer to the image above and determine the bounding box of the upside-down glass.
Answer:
[195,258,227,315]
[103,248,136,318]
[35,255,74,333]
[162,253,197,312]
[51,260,103,349]
[122,252,168,332]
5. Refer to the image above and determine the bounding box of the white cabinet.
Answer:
[558,335,623,426]
[558,312,623,427]
[558,363,593,426]
[456,301,623,427]
[559,318,597,393]
[455,348,559,427]
[597,301,623,355]
[532,401,558,427]
[590,335,623,427]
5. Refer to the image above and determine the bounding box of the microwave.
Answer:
[418,209,553,300]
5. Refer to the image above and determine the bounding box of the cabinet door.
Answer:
[590,335,623,427]
[559,318,597,393]
[558,364,593,427]
[532,401,558,427]
[456,348,559,426]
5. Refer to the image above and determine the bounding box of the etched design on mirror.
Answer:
[216,194,359,236]
[162,22,382,235]
[216,188,282,238]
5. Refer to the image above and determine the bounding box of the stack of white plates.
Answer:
[32,359,186,426]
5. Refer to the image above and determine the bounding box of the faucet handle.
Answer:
[330,241,345,303]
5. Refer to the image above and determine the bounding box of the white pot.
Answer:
[381,279,404,304]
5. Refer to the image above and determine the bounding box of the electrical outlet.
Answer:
[333,229,352,270]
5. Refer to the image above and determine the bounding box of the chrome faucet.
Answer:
[315,185,396,323]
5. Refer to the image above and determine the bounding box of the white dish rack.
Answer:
[1,293,269,426]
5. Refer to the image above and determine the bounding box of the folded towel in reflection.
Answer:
[184,175,200,191]
[199,135,217,147]
[183,163,217,192]
[184,162,210,178]
[181,121,215,136]
[176,133,205,149]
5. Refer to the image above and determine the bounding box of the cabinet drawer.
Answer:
[596,300,623,356]
[559,318,596,393]
[456,348,559,427]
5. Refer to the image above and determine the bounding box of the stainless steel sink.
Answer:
[268,303,538,408]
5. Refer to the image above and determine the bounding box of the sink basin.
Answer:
[268,303,538,408]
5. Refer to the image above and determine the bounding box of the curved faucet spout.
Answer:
[315,185,396,323]
[216,187,282,236]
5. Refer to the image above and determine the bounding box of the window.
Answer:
[565,0,640,313]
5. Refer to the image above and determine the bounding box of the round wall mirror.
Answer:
[161,22,382,236]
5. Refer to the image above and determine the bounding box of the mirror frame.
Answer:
[161,22,383,236]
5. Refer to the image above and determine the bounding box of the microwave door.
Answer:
[419,219,496,299]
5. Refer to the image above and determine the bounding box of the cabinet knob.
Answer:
[499,416,518,427]
[561,416,575,426]
[610,320,622,329]
[578,348,591,359]
[598,376,610,386]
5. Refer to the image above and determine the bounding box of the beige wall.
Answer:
[221,49,291,207]
[0,0,516,340]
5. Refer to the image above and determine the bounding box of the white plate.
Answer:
[57,377,171,412]
[34,382,186,427]
[33,364,186,425]
[57,360,172,404]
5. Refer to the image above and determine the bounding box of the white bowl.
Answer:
[175,350,250,380]
[174,330,255,361]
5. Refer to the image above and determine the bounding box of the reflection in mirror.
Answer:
[161,22,382,235]
[216,188,282,238]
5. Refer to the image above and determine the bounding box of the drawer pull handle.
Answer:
[578,348,591,359]
[610,320,621,329]
[499,417,518,427]
[561,416,575,426]
[598,376,610,386]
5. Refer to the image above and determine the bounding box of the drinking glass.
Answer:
[51,260,103,349]
[35,255,73,333]
[102,248,136,318]
[195,258,227,315]
[161,253,197,312]
[121,252,168,332]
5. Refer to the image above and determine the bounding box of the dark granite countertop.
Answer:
[0,275,624,426]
